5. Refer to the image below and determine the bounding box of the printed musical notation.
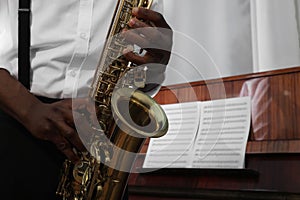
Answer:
[143,97,251,169]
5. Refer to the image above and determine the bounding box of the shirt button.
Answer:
[80,33,87,40]
[70,70,77,77]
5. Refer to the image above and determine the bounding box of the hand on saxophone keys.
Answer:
[121,7,173,66]
[120,6,173,93]
[23,96,106,164]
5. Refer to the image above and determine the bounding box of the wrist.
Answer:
[16,87,43,126]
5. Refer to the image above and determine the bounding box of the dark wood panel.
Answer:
[159,66,300,91]
[152,66,300,153]
[129,187,300,200]
[129,154,300,194]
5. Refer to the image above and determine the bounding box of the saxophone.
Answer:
[56,0,168,199]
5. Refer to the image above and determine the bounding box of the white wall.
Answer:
[161,0,300,86]
[251,0,300,71]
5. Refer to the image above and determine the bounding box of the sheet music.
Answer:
[192,97,251,168]
[143,102,200,168]
[143,96,251,169]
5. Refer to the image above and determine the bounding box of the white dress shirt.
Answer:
[0,0,162,98]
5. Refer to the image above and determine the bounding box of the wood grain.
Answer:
[153,66,300,153]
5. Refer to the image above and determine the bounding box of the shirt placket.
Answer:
[62,0,94,98]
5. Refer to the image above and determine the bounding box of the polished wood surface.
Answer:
[128,67,300,199]
[150,66,300,154]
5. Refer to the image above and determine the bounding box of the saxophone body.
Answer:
[56,0,168,199]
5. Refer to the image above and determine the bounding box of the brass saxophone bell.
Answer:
[111,87,168,139]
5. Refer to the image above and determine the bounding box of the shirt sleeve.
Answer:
[0,0,18,78]
[151,0,164,14]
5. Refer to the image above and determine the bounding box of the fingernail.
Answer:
[123,45,134,54]
[129,18,135,27]
[132,7,138,15]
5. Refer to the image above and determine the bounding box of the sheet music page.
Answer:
[143,102,200,168]
[191,96,251,168]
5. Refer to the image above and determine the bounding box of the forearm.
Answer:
[0,68,41,125]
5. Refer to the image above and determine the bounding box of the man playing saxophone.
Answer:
[0,0,172,199]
